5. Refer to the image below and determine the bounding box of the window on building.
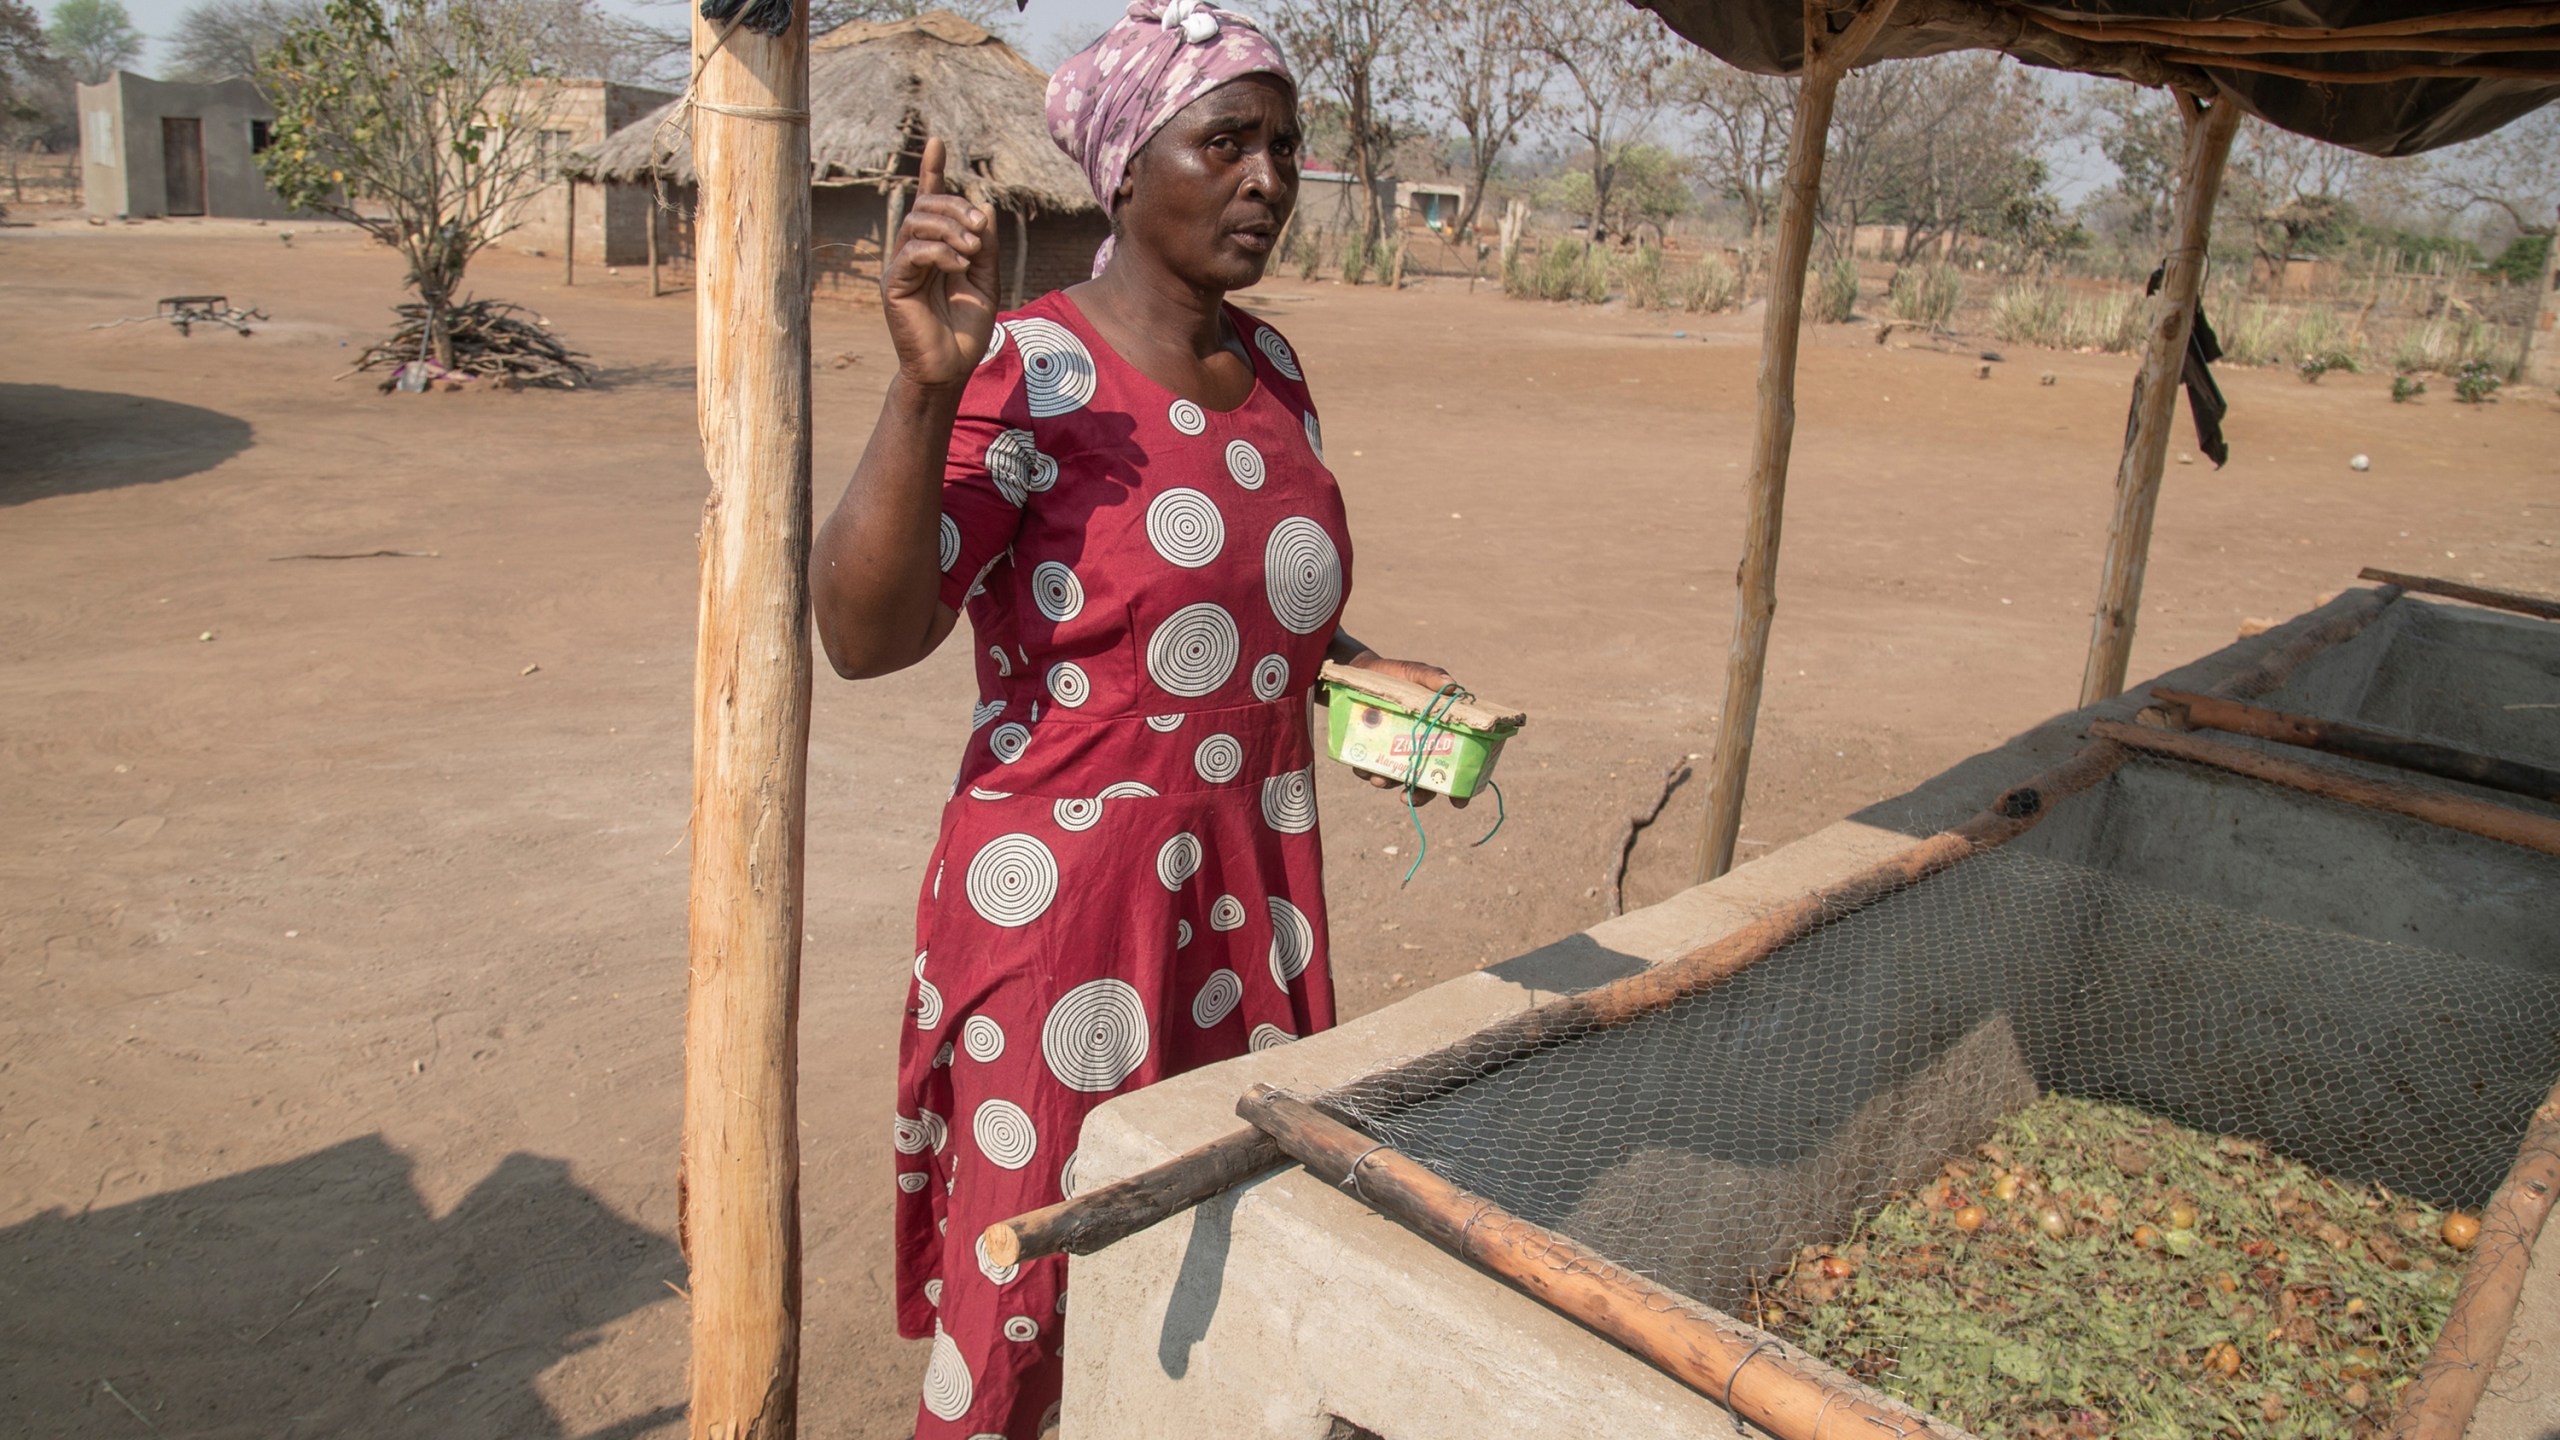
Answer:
[250,119,274,153]
[536,129,576,183]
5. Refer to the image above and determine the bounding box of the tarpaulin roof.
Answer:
[1638,1,2560,156]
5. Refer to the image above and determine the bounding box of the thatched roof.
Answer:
[571,10,1097,214]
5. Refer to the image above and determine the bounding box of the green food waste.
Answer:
[1761,1094,2469,1439]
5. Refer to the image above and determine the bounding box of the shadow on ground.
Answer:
[0,384,254,506]
[0,1135,683,1438]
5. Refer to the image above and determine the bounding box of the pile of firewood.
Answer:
[356,298,593,390]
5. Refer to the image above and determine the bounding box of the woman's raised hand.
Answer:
[882,136,1001,388]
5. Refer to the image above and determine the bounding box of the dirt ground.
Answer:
[2,213,2553,1439]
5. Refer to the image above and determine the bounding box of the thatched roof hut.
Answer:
[575,10,1095,217]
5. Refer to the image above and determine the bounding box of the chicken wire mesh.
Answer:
[1321,826,2560,1336]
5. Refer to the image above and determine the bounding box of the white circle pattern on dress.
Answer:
[893,1113,933,1155]
[1264,518,1342,635]
[933,1041,954,1068]
[1194,733,1243,784]
[937,513,960,573]
[1031,561,1083,623]
[973,1098,1037,1170]
[925,1278,943,1306]
[1009,317,1097,417]
[985,428,1038,505]
[1156,832,1201,889]
[1177,918,1193,947]
[1024,451,1058,492]
[1261,768,1315,833]
[1303,410,1323,458]
[1209,894,1246,931]
[897,1171,928,1193]
[965,833,1057,927]
[1059,1149,1082,1198]
[971,698,1003,730]
[987,646,1011,677]
[1254,326,1303,380]
[1167,397,1207,435]
[967,786,1011,802]
[1041,977,1149,1092]
[1269,895,1314,989]
[1098,779,1158,798]
[962,1014,1005,1062]
[1144,487,1224,568]
[1146,602,1238,697]
[979,321,1007,367]
[989,722,1030,764]
[1047,661,1090,708]
[1253,653,1288,700]
[1145,714,1184,732]
[1224,438,1265,490]
[1052,796,1101,832]
[1250,1023,1297,1051]
[974,1232,1020,1286]
[1004,1316,1040,1344]
[1192,968,1242,1028]
[914,975,943,1029]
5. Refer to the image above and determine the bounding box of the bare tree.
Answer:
[1275,0,1417,245]
[1675,55,1790,260]
[2420,105,2560,247]
[167,0,320,81]
[1405,0,1542,241]
[1865,54,2055,263]
[1526,0,1673,243]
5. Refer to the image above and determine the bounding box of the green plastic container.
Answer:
[1318,682,1515,800]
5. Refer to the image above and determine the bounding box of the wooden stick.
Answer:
[2090,720,2560,856]
[1237,1087,1965,1440]
[648,194,663,298]
[2357,567,2560,622]
[1608,758,1692,917]
[980,738,2130,1268]
[2154,688,2560,803]
[2079,93,2241,707]
[2157,53,2560,82]
[683,4,813,1437]
[982,1126,1284,1270]
[564,179,577,287]
[1316,659,1523,731]
[1009,205,1029,309]
[2386,1072,2560,1440]
[1695,0,1903,885]
[2202,584,2400,701]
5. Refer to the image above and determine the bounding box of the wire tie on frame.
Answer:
[1340,1143,1389,1201]
[1722,1338,1781,1436]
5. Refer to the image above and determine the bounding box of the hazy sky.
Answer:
[98,0,1134,73]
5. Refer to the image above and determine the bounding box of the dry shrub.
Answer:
[1810,256,1860,323]
[1887,263,1964,326]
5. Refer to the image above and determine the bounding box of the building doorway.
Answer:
[161,117,205,216]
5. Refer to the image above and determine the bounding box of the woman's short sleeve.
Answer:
[935,327,1035,612]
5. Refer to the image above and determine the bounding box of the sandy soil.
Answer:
[3,212,2554,1439]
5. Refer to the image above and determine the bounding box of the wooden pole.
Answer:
[565,179,577,286]
[2153,687,2560,803]
[2524,200,2560,388]
[984,738,2126,1266]
[2386,1072,2560,1440]
[2078,92,2242,707]
[2090,719,2560,856]
[1237,1087,1966,1440]
[683,4,813,1437]
[2358,567,2560,622]
[648,194,663,298]
[1010,204,1030,308]
[1695,0,1903,884]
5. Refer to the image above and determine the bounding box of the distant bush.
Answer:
[1887,263,1964,326]
[1990,281,2141,353]
[1504,237,1609,304]
[2296,349,2359,382]
[2455,360,2503,404]
[2390,374,2426,403]
[1810,256,1859,323]
[1682,254,1741,313]
[2392,311,2499,375]
[1620,245,1669,310]
[1340,230,1370,286]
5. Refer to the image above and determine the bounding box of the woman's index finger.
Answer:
[918,136,947,197]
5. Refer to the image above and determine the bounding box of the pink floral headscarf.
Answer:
[1045,0,1294,275]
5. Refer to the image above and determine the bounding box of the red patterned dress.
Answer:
[894,291,1347,1438]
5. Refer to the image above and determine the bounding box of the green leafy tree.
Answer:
[45,0,141,83]
[258,0,558,368]
[1524,0,1672,243]
[1539,141,1688,241]
[4,0,73,203]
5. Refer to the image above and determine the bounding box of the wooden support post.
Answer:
[564,180,577,286]
[1695,0,1903,884]
[2153,687,2560,802]
[2078,92,2242,706]
[2358,566,2560,621]
[648,195,663,298]
[683,7,813,1439]
[1010,205,1030,309]
[2520,200,2560,388]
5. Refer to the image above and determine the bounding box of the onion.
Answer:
[1953,1204,1987,1233]
[1819,1254,1856,1281]
[2443,1212,2481,1250]
[2167,1201,2198,1231]
[2036,1206,2069,1240]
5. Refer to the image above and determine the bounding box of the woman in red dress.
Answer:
[810,6,1459,1434]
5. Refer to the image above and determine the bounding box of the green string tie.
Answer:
[1399,682,1507,887]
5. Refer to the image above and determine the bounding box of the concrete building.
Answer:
[76,72,294,220]
[502,78,676,269]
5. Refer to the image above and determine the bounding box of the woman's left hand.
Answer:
[1341,653,1470,809]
